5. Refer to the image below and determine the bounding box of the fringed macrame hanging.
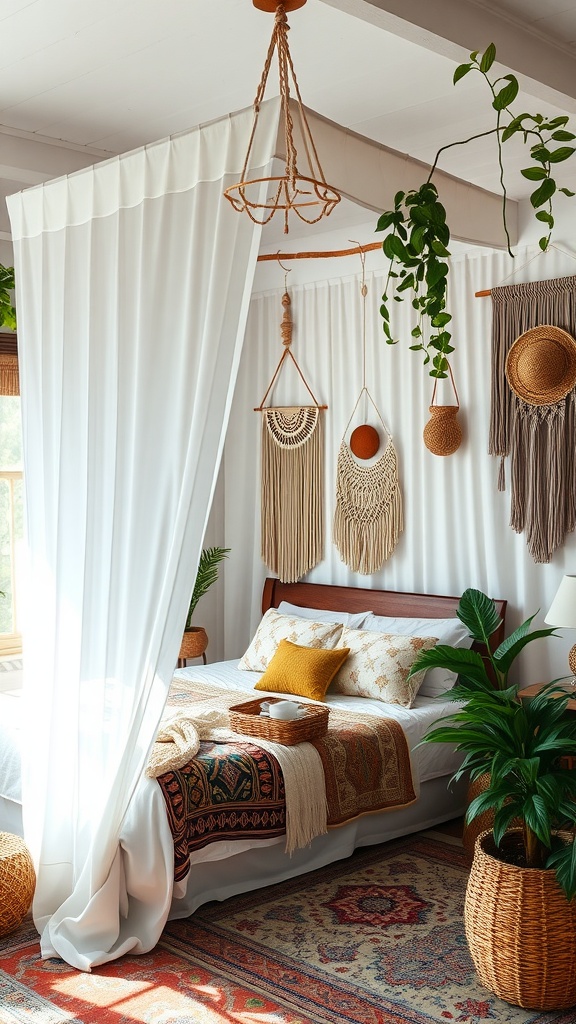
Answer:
[489,273,576,563]
[257,289,326,584]
[333,252,403,574]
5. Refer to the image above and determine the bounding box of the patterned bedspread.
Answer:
[156,678,416,881]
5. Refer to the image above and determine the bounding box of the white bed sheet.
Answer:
[171,659,463,785]
[0,660,465,955]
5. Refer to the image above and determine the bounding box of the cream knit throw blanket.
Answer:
[146,708,327,855]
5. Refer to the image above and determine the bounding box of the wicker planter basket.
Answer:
[462,772,493,861]
[0,832,36,937]
[179,626,208,661]
[465,830,576,1010]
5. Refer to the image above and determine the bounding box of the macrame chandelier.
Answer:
[223,0,341,234]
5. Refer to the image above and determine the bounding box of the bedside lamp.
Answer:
[544,574,576,679]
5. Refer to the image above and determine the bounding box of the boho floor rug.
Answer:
[0,833,574,1024]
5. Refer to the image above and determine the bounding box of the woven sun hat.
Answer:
[505,324,576,406]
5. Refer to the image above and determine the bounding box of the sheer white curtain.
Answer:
[7,100,280,970]
[222,243,576,684]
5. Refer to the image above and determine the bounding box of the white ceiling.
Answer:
[1,0,576,246]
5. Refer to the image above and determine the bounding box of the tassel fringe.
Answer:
[261,407,324,583]
[333,440,403,575]
[490,276,576,562]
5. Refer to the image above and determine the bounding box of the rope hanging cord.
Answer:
[333,253,403,573]
[258,284,326,583]
[223,3,340,233]
[255,291,326,411]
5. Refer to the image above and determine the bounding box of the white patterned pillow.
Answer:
[330,627,439,707]
[238,608,344,673]
[362,614,472,697]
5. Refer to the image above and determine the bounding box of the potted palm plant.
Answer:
[409,588,576,1010]
[178,546,230,663]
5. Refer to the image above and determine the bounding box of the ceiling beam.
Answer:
[321,0,576,112]
[290,107,516,248]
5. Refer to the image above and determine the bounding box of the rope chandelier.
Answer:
[223,0,341,234]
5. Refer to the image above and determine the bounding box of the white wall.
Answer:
[204,196,576,692]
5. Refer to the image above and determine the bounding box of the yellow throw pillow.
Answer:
[255,639,350,702]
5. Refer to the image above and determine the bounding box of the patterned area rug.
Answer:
[0,834,574,1023]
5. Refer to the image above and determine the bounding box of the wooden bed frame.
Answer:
[262,577,507,656]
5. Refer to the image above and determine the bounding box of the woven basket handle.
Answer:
[430,362,460,409]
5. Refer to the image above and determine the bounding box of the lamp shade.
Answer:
[544,575,576,628]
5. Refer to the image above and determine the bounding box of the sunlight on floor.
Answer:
[50,975,284,1023]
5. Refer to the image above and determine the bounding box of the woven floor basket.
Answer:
[465,830,576,1010]
[0,832,36,938]
[463,774,522,862]
[462,773,493,861]
[179,626,208,661]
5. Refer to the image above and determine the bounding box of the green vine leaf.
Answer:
[453,63,472,84]
[493,75,519,110]
[535,210,554,225]
[480,42,496,72]
[531,178,556,207]
[521,166,547,180]
[548,147,576,163]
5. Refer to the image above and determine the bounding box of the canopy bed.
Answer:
[0,578,507,960]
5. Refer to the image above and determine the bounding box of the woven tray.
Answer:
[229,697,329,745]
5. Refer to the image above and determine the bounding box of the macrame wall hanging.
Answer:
[488,271,576,563]
[333,251,403,574]
[257,285,326,584]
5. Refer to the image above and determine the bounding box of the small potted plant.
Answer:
[179,546,230,663]
[409,588,576,1010]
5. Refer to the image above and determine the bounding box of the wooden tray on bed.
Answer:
[229,697,329,745]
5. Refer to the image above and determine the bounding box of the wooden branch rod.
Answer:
[257,242,495,297]
[257,240,382,262]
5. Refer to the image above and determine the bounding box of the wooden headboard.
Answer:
[262,577,507,655]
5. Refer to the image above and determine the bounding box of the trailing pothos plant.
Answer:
[376,43,576,378]
[409,588,576,899]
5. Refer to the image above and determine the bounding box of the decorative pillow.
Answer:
[238,608,344,673]
[361,614,473,697]
[254,639,350,702]
[278,600,372,629]
[331,628,439,707]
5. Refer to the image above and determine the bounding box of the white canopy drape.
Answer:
[7,100,280,970]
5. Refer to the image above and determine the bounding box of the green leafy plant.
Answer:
[184,546,230,631]
[409,588,576,898]
[377,43,576,377]
[0,265,16,330]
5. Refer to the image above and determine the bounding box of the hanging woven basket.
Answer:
[465,830,576,1010]
[423,364,462,456]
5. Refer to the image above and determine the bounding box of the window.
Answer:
[0,338,22,656]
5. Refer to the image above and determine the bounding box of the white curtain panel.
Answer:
[222,243,576,685]
[6,100,280,970]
